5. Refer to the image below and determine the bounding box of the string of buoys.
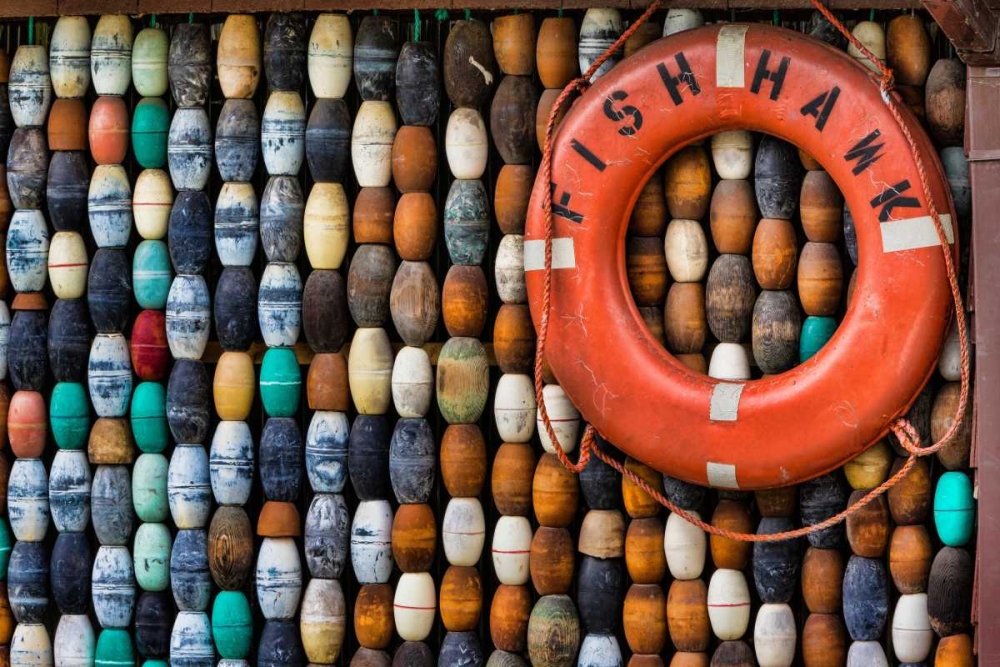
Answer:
[0,11,979,667]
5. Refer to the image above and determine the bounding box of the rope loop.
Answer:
[534,0,972,543]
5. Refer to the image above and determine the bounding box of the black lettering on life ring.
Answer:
[570,138,608,172]
[603,90,644,136]
[657,52,701,106]
[800,86,841,131]
[870,180,921,221]
[550,183,585,223]
[750,49,791,101]
[844,129,886,175]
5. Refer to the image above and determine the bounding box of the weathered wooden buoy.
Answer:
[800,171,842,243]
[491,515,531,586]
[666,579,710,652]
[491,76,537,165]
[388,418,435,504]
[932,382,972,469]
[936,634,974,667]
[262,91,305,177]
[494,304,536,374]
[494,14,536,76]
[7,129,48,210]
[260,347,301,418]
[842,555,888,641]
[213,268,257,352]
[707,569,750,641]
[302,270,348,354]
[527,595,580,667]
[304,493,349,578]
[530,527,574,595]
[300,578,346,662]
[800,473,846,548]
[308,14,353,99]
[214,186,258,273]
[50,17,92,98]
[217,15,261,100]
[440,565,483,632]
[437,425,485,498]
[710,501,752,570]
[309,352,349,411]
[132,240,173,310]
[133,452,168,523]
[927,546,973,636]
[624,583,667,654]
[171,529,211,611]
[579,509,625,559]
[491,584,532,652]
[215,100,259,184]
[665,148,711,224]
[49,449,91,533]
[845,491,890,557]
[888,524,932,594]
[579,9,622,81]
[627,237,668,306]
[129,310,170,381]
[132,98,169,170]
[444,18,496,107]
[87,248,131,333]
[88,416,135,466]
[133,168,172,241]
[351,499,394,584]
[165,359,211,443]
[705,254,756,343]
[441,264,485,337]
[168,108,212,192]
[46,151,89,233]
[207,506,252,590]
[92,544,136,627]
[843,441,892,490]
[263,13,307,93]
[353,102,397,188]
[89,96,129,166]
[354,16,399,102]
[797,242,843,317]
[305,98,350,184]
[710,180,757,254]
[209,421,254,506]
[257,500,301,538]
[88,333,132,418]
[260,176,304,263]
[437,337,489,425]
[260,417,303,502]
[751,518,800,603]
[800,546,843,614]
[495,164,533,235]
[133,522,171,592]
[396,42,440,126]
[354,186,395,244]
[392,126,437,195]
[166,274,210,360]
[168,23,211,108]
[626,517,666,584]
[663,283,706,355]
[537,17,579,89]
[348,327,393,415]
[306,413,350,493]
[8,540,48,624]
[88,164,131,248]
[168,444,211,528]
[90,15,133,96]
[130,382,168,454]
[926,59,965,146]
[48,99,88,152]
[9,46,52,128]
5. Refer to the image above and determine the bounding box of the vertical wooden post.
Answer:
[968,65,1000,659]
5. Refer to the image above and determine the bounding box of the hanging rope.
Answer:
[464,9,472,20]
[27,16,33,46]
[535,3,972,543]
[435,9,449,22]
[151,14,157,28]
[413,9,421,42]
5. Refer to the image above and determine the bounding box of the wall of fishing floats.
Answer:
[0,7,977,667]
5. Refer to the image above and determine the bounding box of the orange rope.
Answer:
[534,4,972,542]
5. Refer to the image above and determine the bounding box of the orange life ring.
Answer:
[525,24,957,490]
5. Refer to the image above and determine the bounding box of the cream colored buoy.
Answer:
[664,511,706,580]
[849,21,887,72]
[442,497,486,566]
[938,318,965,382]
[891,593,932,663]
[304,182,349,270]
[10,45,53,128]
[350,499,394,584]
[91,15,134,96]
[133,169,173,241]
[663,9,704,36]
[133,27,170,98]
[300,578,347,664]
[348,327,393,415]
[495,234,526,304]
[494,373,536,443]
[708,343,751,381]
[50,17,92,99]
[391,346,434,419]
[218,15,262,99]
[492,515,532,586]
[537,384,580,454]
[352,101,397,188]
[664,219,709,282]
[446,108,489,180]
[394,572,436,641]
[262,91,306,177]
[711,131,754,180]
[309,14,353,99]
[754,603,797,667]
[579,8,622,82]
[48,231,88,299]
[707,569,751,640]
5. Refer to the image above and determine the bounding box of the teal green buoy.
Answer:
[0,519,12,579]
[133,522,172,592]
[50,382,90,450]
[96,628,136,667]
[131,382,169,453]
[934,471,975,547]
[212,590,254,659]
[260,347,301,418]
[143,661,169,667]
[132,98,170,169]
[133,453,169,523]
[133,240,173,310]
[799,316,838,362]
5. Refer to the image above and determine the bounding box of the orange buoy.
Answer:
[525,24,956,488]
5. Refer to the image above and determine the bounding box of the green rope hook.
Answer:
[413,9,421,41]
[151,14,157,28]
[188,12,194,23]
[27,16,33,46]
[464,9,471,20]
[435,8,449,21]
